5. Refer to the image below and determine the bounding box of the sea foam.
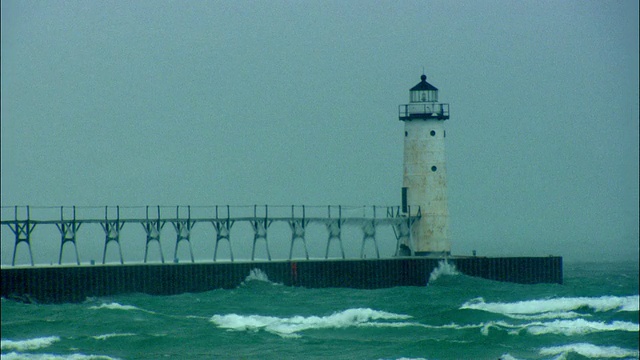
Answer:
[497,355,523,360]
[1,336,60,351]
[460,295,639,317]
[539,342,640,358]
[92,333,136,341]
[1,352,120,360]
[524,319,639,336]
[88,302,156,315]
[210,308,413,337]
[88,303,140,311]
[477,318,638,336]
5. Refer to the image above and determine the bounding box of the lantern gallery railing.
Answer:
[1,205,422,266]
[398,103,449,121]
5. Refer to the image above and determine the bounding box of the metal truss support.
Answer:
[360,206,379,259]
[172,206,195,263]
[101,206,124,264]
[393,221,415,257]
[360,220,380,259]
[387,205,416,256]
[288,205,309,260]
[8,206,35,266]
[56,206,81,265]
[325,206,345,259]
[142,206,165,263]
[212,205,235,262]
[251,205,273,261]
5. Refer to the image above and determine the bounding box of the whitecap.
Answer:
[497,354,523,360]
[1,336,60,351]
[479,321,521,336]
[88,303,140,311]
[1,352,121,360]
[540,342,639,358]
[474,318,638,337]
[210,308,413,337]
[88,302,155,314]
[92,333,136,340]
[506,311,587,320]
[460,295,639,316]
[524,318,639,336]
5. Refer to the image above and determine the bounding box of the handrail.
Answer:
[1,205,422,224]
[398,103,449,120]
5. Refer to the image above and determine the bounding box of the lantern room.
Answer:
[410,74,438,103]
[399,74,449,121]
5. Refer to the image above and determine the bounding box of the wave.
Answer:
[539,342,640,358]
[478,318,638,336]
[88,302,155,314]
[506,311,588,320]
[88,303,140,311]
[399,317,637,337]
[497,355,521,360]
[208,307,638,338]
[524,318,639,336]
[210,308,414,337]
[460,295,639,319]
[1,352,120,360]
[241,268,281,286]
[428,260,460,282]
[91,333,136,341]
[1,336,60,351]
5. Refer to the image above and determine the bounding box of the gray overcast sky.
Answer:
[1,0,638,263]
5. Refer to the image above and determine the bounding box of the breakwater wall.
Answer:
[1,256,563,303]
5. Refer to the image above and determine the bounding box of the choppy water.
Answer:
[1,261,638,360]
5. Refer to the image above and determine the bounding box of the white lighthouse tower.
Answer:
[399,74,450,257]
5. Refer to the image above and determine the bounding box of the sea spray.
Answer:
[241,268,281,286]
[428,260,459,283]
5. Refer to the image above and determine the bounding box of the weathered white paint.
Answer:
[400,78,450,256]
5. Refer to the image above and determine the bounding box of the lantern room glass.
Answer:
[410,89,438,103]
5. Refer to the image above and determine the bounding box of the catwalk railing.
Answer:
[1,205,422,266]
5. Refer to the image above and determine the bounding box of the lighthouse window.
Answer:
[405,131,408,137]
[431,166,437,172]
[430,130,436,136]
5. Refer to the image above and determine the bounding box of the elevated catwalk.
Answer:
[1,206,563,303]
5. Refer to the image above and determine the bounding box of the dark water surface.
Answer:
[1,261,638,360]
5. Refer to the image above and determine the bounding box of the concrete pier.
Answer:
[1,257,563,303]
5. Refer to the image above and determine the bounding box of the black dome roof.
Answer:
[410,74,438,91]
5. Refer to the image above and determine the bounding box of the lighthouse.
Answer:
[399,74,450,257]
